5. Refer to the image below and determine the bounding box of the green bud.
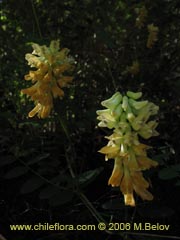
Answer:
[111,104,123,120]
[107,121,118,129]
[101,92,122,110]
[96,109,116,122]
[138,121,159,139]
[122,96,129,111]
[131,118,142,131]
[147,120,158,129]
[129,98,148,110]
[98,120,117,129]
[98,121,107,128]
[148,103,159,115]
[133,103,152,122]
[123,132,133,146]
[138,128,153,139]
[126,91,142,100]
[120,112,127,122]
[126,103,135,123]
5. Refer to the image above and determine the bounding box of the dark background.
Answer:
[0,0,180,239]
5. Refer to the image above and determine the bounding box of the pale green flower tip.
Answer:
[98,122,107,127]
[96,109,110,115]
[138,132,151,139]
[147,120,158,129]
[126,91,142,100]
[50,40,60,52]
[101,92,122,110]
[32,43,43,56]
[106,121,117,129]
[153,130,159,136]
[96,110,102,115]
[154,105,159,112]
[25,53,32,60]
[133,100,149,110]
[148,103,159,115]
[122,96,129,111]
[127,112,135,122]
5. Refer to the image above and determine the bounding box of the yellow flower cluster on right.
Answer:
[97,91,159,207]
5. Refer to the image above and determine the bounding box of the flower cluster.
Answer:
[135,6,148,29]
[147,24,159,48]
[97,91,159,206]
[127,60,140,76]
[22,40,74,118]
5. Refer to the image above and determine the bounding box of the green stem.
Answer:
[18,158,68,191]
[58,116,71,142]
[31,0,42,38]
[106,59,117,91]
[58,116,113,234]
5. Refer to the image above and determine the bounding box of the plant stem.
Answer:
[58,116,114,234]
[31,0,42,38]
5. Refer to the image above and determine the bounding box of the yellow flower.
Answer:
[57,76,74,88]
[22,40,74,118]
[99,138,158,206]
[132,143,150,156]
[125,147,139,170]
[135,6,148,29]
[107,154,156,206]
[136,156,158,170]
[131,171,153,201]
[98,145,120,161]
[108,157,123,187]
[147,24,159,48]
[127,60,140,76]
[120,166,135,207]
[97,92,159,206]
[28,102,52,119]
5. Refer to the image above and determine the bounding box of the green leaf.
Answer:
[153,154,166,165]
[0,156,16,166]
[49,190,73,206]
[51,174,71,185]
[21,177,45,194]
[39,186,60,199]
[28,153,50,165]
[158,168,179,180]
[171,164,180,171]
[175,180,180,186]
[0,135,10,144]
[18,121,41,128]
[4,166,29,179]
[39,174,72,199]
[78,167,103,187]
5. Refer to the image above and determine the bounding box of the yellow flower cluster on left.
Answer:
[21,40,74,118]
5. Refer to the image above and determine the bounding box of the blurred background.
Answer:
[0,0,180,239]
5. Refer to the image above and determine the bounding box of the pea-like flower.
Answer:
[22,40,74,118]
[97,91,159,206]
[135,6,148,29]
[147,24,159,48]
[127,60,140,76]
